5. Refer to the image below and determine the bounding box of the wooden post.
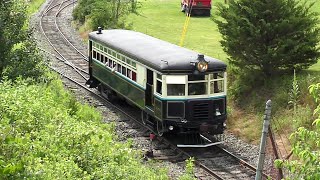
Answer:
[255,100,272,180]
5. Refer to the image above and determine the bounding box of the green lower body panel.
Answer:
[92,61,145,108]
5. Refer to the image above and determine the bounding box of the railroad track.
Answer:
[37,0,273,179]
[40,0,88,82]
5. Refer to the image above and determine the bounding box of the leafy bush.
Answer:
[275,83,320,179]
[0,0,46,81]
[0,78,167,179]
[73,0,139,30]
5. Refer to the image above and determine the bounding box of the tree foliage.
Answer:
[73,0,139,30]
[275,83,320,179]
[0,0,45,81]
[215,0,320,77]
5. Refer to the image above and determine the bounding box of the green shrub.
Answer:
[0,78,168,179]
[73,0,139,30]
[0,0,46,81]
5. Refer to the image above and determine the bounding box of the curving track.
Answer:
[37,0,274,179]
[40,0,88,82]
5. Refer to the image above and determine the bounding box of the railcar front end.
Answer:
[151,71,227,135]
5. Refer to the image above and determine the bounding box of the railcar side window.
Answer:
[127,69,132,79]
[91,41,139,83]
[122,66,126,76]
[167,84,185,96]
[93,50,96,59]
[97,53,100,61]
[132,72,137,81]
[156,73,162,95]
[117,64,122,73]
[132,61,136,68]
[209,72,225,94]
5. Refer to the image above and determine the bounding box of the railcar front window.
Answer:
[188,74,208,95]
[188,82,207,95]
[167,84,185,96]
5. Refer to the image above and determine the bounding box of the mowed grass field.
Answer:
[128,0,228,61]
[128,0,320,71]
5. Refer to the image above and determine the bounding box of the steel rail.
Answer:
[39,0,88,79]
[54,1,88,61]
[218,145,271,179]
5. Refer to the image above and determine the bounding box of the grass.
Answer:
[26,0,46,16]
[128,0,228,61]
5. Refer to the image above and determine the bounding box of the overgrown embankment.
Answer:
[227,71,320,144]
[0,77,168,179]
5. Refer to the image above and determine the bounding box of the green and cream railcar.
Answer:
[87,29,227,135]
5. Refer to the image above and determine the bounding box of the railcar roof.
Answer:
[89,29,227,73]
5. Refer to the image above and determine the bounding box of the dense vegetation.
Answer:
[72,0,139,31]
[0,78,168,179]
[0,0,45,81]
[275,83,320,179]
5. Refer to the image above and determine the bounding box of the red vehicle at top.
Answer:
[181,0,212,16]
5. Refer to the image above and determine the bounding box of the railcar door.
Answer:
[145,69,154,110]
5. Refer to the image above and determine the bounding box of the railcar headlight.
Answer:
[197,61,208,72]
[195,54,208,73]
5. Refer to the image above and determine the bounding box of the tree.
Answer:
[73,0,139,30]
[0,0,45,80]
[275,83,320,179]
[215,0,320,77]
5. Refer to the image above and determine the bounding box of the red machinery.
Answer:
[181,0,212,16]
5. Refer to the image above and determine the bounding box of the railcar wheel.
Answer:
[99,85,116,101]
[156,121,164,136]
[141,111,147,125]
